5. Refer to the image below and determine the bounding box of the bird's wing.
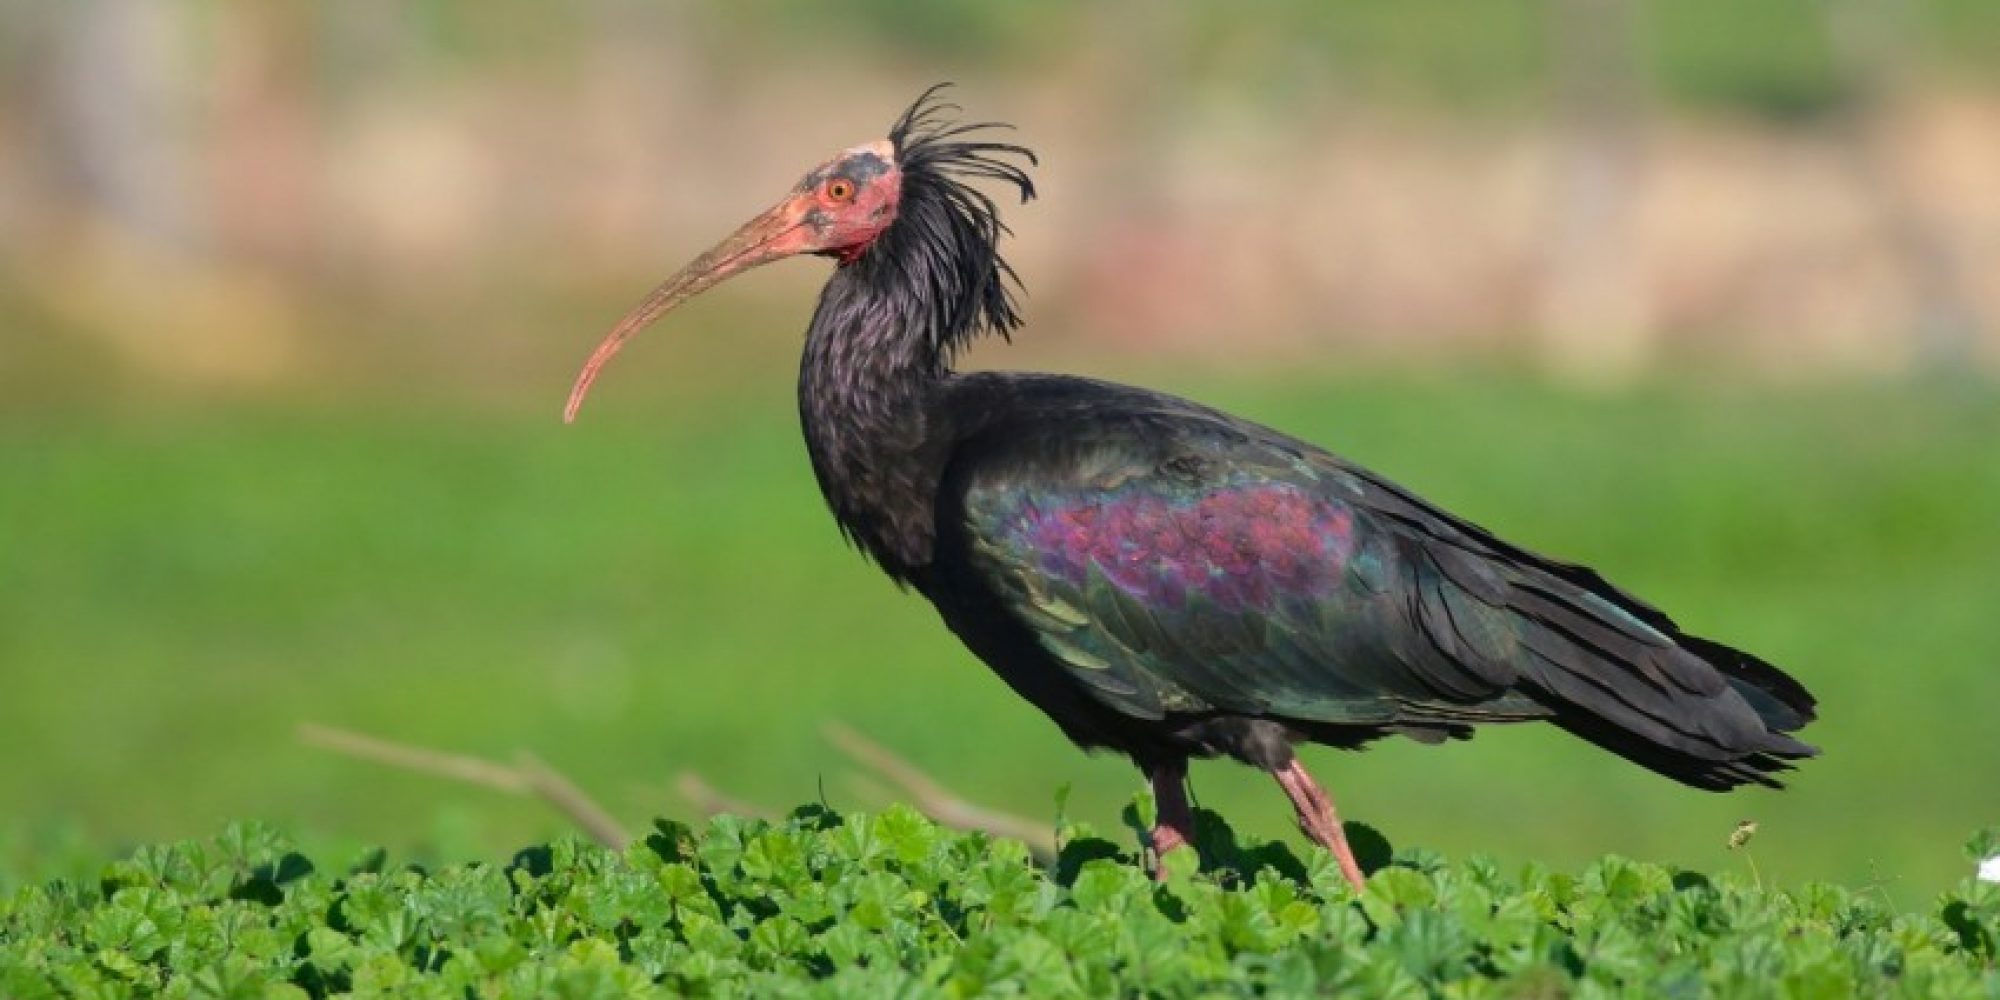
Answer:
[946,377,1814,782]
[955,407,1537,728]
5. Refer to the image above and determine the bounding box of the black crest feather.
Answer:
[875,84,1038,360]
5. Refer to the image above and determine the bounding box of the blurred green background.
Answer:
[3,1,1997,898]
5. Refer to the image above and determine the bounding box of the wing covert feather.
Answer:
[957,419,1539,728]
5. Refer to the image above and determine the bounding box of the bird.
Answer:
[562,87,1818,890]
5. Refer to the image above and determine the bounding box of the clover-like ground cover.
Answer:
[4,806,1997,999]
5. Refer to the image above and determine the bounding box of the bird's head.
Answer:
[564,86,1035,422]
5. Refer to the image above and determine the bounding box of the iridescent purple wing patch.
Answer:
[1003,480,1356,613]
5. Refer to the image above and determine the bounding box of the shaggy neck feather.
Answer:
[798,264,952,579]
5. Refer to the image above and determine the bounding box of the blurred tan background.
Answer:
[5,0,1998,398]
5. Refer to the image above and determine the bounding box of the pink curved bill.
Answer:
[563,203,810,422]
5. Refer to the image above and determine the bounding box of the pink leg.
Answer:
[1146,760,1195,880]
[1273,758,1367,891]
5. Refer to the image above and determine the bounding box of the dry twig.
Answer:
[300,720,1054,861]
[822,722,1058,859]
[297,722,630,848]
[675,771,778,821]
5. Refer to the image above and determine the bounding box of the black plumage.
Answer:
[565,87,1819,888]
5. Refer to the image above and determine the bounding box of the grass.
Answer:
[2,371,1996,895]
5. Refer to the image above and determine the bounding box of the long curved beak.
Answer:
[564,196,817,422]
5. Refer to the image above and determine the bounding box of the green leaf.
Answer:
[1360,868,1438,928]
[1067,860,1141,913]
[877,805,940,866]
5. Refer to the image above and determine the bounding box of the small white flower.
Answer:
[1980,855,2000,884]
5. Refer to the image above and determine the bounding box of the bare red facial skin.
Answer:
[562,138,903,422]
[802,139,901,264]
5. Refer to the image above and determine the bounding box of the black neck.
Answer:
[793,109,1034,579]
[797,264,952,580]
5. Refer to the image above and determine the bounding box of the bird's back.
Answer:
[925,372,1817,789]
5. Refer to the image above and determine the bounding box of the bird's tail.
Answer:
[1348,464,1820,791]
[1537,624,1819,791]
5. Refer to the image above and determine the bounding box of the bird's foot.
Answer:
[1147,824,1193,882]
[1273,759,1367,892]
[1146,759,1195,882]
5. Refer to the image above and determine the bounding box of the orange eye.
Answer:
[826,178,856,202]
